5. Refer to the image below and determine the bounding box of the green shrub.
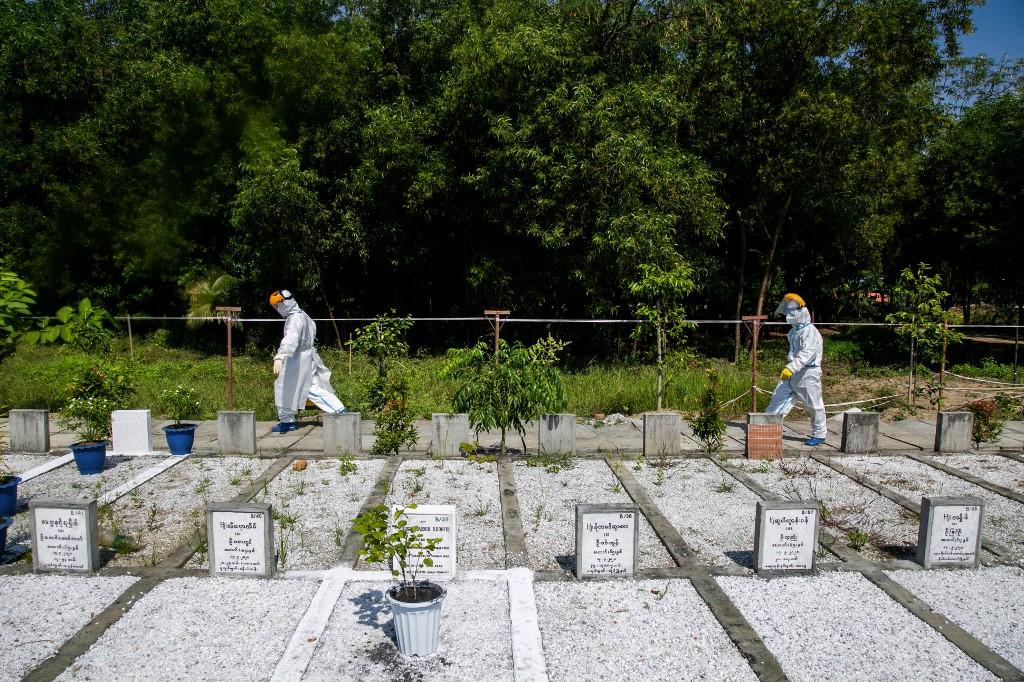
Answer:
[962,399,1004,448]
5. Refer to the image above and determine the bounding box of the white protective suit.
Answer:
[273,296,345,423]
[765,306,827,439]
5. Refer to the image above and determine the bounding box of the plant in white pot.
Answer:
[160,385,202,455]
[352,503,445,656]
[59,396,117,475]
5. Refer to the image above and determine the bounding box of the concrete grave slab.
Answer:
[9,409,50,454]
[936,412,974,453]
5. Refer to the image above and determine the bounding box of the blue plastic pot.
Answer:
[163,423,197,456]
[0,476,21,517]
[0,517,11,554]
[70,441,107,475]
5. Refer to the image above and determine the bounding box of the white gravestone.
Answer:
[754,501,819,574]
[392,504,456,580]
[916,496,983,569]
[30,499,100,573]
[575,504,639,579]
[112,410,153,455]
[206,502,275,577]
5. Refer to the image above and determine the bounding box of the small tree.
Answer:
[690,368,726,454]
[962,399,1004,449]
[160,385,203,424]
[628,262,696,410]
[442,337,566,456]
[885,264,964,408]
[353,313,419,455]
[185,274,237,327]
[23,298,115,351]
[0,271,37,361]
[352,503,441,599]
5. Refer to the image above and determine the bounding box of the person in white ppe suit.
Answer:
[269,290,345,433]
[765,293,827,446]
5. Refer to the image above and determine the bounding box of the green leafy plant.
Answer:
[59,396,117,442]
[369,374,419,456]
[185,274,237,327]
[715,479,734,493]
[525,452,574,473]
[690,368,727,454]
[962,398,1005,448]
[352,503,441,597]
[845,529,871,551]
[352,312,414,413]
[67,362,136,405]
[338,454,358,476]
[442,337,567,456]
[23,298,114,351]
[160,385,202,424]
[0,271,37,360]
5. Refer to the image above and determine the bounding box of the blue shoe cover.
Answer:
[272,421,297,433]
[803,437,824,446]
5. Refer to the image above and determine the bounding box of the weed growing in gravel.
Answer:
[321,478,330,486]
[608,479,623,494]
[756,460,772,474]
[527,452,573,473]
[632,454,644,471]
[651,583,671,601]
[468,453,496,465]
[338,455,358,476]
[654,468,666,486]
[779,457,817,479]
[404,475,425,497]
[846,529,871,550]
[230,475,242,486]
[471,499,492,516]
[715,479,734,493]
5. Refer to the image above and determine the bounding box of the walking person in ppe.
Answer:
[269,289,346,433]
[765,293,827,446]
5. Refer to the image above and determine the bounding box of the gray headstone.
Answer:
[539,414,575,455]
[841,411,879,454]
[218,411,256,455]
[916,496,983,569]
[324,412,361,455]
[431,413,470,457]
[392,504,457,580]
[9,409,50,454]
[111,409,152,454]
[207,502,275,577]
[643,412,680,457]
[753,500,819,575]
[30,498,99,573]
[935,412,973,452]
[575,503,639,579]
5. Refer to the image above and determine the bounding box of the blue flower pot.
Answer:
[0,476,21,517]
[0,517,11,554]
[71,442,107,475]
[163,423,197,456]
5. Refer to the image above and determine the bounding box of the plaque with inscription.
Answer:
[392,504,457,580]
[753,501,819,574]
[207,502,275,577]
[575,504,639,579]
[916,496,983,569]
[30,499,100,573]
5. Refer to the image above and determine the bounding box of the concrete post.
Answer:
[431,413,470,457]
[111,410,152,455]
[538,414,575,455]
[643,412,680,457]
[324,412,361,455]
[746,413,783,460]
[218,411,256,455]
[9,409,50,454]
[935,412,973,452]
[840,412,879,454]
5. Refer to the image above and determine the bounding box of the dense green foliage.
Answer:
[2,0,1019,330]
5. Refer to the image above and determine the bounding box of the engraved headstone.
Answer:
[30,499,99,573]
[916,496,983,569]
[753,500,819,574]
[392,504,457,580]
[575,503,639,579]
[207,502,275,577]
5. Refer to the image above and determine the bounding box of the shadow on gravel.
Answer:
[351,588,390,634]
[724,550,754,569]
[555,554,576,573]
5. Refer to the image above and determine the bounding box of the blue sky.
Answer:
[960,0,1024,60]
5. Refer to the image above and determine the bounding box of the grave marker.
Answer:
[393,504,457,580]
[206,502,275,577]
[753,500,818,574]
[916,496,983,569]
[111,409,153,454]
[575,503,639,579]
[30,499,99,573]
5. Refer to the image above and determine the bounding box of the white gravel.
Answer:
[513,459,674,572]
[733,456,918,561]
[842,455,1024,558]
[2,454,65,476]
[56,577,317,682]
[302,579,513,681]
[717,571,997,681]
[104,456,263,568]
[383,459,505,569]
[234,457,384,571]
[534,579,756,682]
[633,458,759,568]
[0,574,138,682]
[930,454,1024,492]
[888,566,1024,671]
[6,455,166,549]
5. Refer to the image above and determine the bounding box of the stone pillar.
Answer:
[840,412,879,454]
[643,412,680,457]
[9,409,50,454]
[746,413,783,460]
[935,412,973,453]
[218,411,256,455]
[432,413,470,457]
[538,414,575,455]
[112,410,153,454]
[324,412,361,455]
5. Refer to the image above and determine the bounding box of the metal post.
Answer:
[484,310,510,365]
[939,322,947,408]
[215,306,241,410]
[126,314,134,365]
[1014,306,1020,384]
[743,315,768,412]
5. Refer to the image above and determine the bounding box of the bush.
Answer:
[962,399,1004,448]
[159,385,203,424]
[60,396,118,442]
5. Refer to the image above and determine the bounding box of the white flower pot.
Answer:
[385,582,446,656]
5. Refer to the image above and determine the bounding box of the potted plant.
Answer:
[59,396,117,474]
[0,451,20,518]
[352,503,445,657]
[160,385,202,455]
